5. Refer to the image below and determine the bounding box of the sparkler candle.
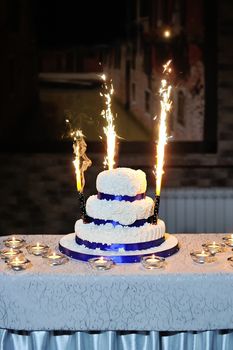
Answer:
[153,61,172,224]
[100,74,117,170]
[72,128,92,222]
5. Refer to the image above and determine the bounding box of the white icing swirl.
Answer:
[86,195,154,225]
[97,168,147,196]
[75,219,165,245]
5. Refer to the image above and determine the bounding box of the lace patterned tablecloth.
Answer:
[0,234,233,332]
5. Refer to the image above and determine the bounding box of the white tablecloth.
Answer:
[0,234,232,332]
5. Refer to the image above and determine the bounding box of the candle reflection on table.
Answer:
[7,254,30,271]
[190,250,215,264]
[0,248,21,261]
[43,251,69,266]
[141,254,165,269]
[202,241,223,255]
[4,236,25,249]
[26,242,49,256]
[88,256,114,270]
[223,234,233,247]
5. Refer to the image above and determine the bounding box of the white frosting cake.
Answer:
[74,167,165,251]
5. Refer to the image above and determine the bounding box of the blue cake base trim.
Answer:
[59,233,179,264]
[75,235,165,252]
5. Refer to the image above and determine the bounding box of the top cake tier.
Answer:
[96,167,147,196]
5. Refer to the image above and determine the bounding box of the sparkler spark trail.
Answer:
[155,60,172,197]
[100,74,116,170]
[65,119,92,193]
[66,120,92,222]
[72,129,92,193]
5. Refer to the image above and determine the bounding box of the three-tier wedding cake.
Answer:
[59,167,179,263]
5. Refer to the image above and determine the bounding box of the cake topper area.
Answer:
[153,60,172,224]
[100,74,117,170]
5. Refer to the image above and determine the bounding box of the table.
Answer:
[0,233,233,350]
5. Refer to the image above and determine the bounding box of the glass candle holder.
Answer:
[7,254,31,271]
[222,235,233,247]
[190,250,215,264]
[0,248,22,261]
[4,236,25,249]
[43,251,69,266]
[202,241,224,255]
[141,254,165,269]
[88,256,114,271]
[26,242,49,256]
[227,256,233,267]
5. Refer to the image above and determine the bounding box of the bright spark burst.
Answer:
[100,74,116,170]
[155,60,172,196]
[66,120,91,192]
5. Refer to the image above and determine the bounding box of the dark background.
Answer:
[35,0,127,46]
[0,0,233,234]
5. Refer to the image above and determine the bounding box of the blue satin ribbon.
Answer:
[85,215,154,228]
[59,243,179,263]
[97,192,145,202]
[75,235,165,252]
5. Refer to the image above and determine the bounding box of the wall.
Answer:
[0,0,232,234]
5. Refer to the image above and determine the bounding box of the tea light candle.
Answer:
[4,236,25,249]
[7,254,30,271]
[88,256,114,270]
[227,256,233,267]
[190,250,214,264]
[0,248,21,261]
[43,251,69,266]
[202,241,223,255]
[26,242,49,256]
[141,254,165,269]
[222,234,233,247]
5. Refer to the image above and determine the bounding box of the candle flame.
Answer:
[71,129,92,192]
[101,74,117,170]
[155,60,172,196]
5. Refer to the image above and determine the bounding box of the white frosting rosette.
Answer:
[97,168,147,196]
[75,219,165,245]
[86,195,154,226]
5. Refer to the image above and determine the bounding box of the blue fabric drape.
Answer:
[1,329,233,350]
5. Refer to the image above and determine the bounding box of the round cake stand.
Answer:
[59,233,179,264]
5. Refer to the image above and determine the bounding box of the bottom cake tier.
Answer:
[59,233,179,263]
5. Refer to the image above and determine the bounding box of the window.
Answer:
[132,83,136,101]
[145,91,150,113]
[9,57,16,95]
[7,0,20,32]
[114,46,121,69]
[177,90,185,125]
[143,44,152,76]
[140,0,149,18]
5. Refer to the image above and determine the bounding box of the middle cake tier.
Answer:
[86,195,154,225]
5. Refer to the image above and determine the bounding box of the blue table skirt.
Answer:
[1,329,233,350]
